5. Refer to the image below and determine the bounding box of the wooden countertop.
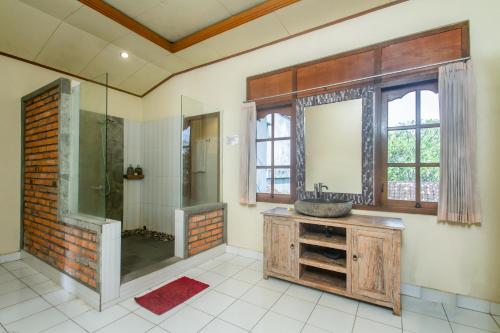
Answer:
[262,207,405,230]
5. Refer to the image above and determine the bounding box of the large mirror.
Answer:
[296,87,375,205]
[304,99,363,194]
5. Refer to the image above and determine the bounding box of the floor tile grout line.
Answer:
[186,265,264,332]
[401,306,450,321]
[10,262,94,333]
[351,300,360,333]
[0,265,63,325]
[441,302,456,333]
[248,282,293,332]
[400,301,403,332]
[2,266,89,332]
[208,272,277,332]
[447,320,500,333]
[299,291,321,333]
[494,315,500,329]
[38,306,89,333]
[77,305,131,333]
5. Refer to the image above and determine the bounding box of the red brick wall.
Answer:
[22,84,99,289]
[187,209,224,256]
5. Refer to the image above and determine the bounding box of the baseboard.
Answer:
[226,245,263,260]
[225,245,500,315]
[0,251,21,264]
[401,282,499,315]
[21,250,100,310]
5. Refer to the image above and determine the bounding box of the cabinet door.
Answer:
[351,228,393,302]
[265,218,297,278]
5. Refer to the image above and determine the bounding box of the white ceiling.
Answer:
[0,0,398,96]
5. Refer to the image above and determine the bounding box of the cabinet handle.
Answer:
[290,244,295,249]
[353,254,358,261]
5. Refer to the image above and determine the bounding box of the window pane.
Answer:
[388,167,416,200]
[257,141,271,166]
[256,168,272,193]
[274,140,291,166]
[388,91,416,127]
[388,129,416,163]
[274,113,291,138]
[420,127,440,163]
[420,90,440,124]
[274,168,291,195]
[256,114,272,139]
[421,167,439,202]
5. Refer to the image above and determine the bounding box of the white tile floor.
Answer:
[0,254,499,333]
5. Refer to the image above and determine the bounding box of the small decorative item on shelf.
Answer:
[134,165,143,176]
[126,164,134,176]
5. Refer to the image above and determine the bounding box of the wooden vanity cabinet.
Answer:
[263,208,404,315]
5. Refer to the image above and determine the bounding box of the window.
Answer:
[380,81,440,212]
[256,105,295,203]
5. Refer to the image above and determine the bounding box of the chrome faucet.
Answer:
[314,182,329,199]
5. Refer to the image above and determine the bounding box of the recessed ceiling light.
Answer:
[120,52,129,59]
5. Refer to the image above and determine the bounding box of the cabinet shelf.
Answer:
[299,232,346,250]
[300,267,346,292]
[299,251,346,273]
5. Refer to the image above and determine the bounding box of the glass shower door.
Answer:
[76,74,108,219]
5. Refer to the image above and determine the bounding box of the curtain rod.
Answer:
[244,57,471,103]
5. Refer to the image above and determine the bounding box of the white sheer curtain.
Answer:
[438,61,481,224]
[240,102,257,205]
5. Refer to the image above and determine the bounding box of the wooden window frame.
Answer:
[256,103,296,204]
[376,79,439,214]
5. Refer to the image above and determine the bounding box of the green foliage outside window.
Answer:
[388,128,440,182]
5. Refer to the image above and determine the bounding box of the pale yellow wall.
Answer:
[0,55,143,255]
[143,0,500,302]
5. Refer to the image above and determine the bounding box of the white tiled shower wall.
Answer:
[123,120,143,231]
[123,117,181,235]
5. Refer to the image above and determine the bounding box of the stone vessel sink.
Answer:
[294,199,353,218]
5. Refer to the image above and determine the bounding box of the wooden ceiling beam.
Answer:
[78,0,174,52]
[78,0,299,53]
[171,0,300,52]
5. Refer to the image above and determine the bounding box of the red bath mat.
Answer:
[135,276,209,315]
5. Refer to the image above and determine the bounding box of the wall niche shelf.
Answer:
[123,175,144,180]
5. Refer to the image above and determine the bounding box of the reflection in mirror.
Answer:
[181,96,222,207]
[304,99,363,194]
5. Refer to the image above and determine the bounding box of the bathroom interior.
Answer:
[0,1,499,332]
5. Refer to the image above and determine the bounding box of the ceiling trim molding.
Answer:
[78,0,299,53]
[141,0,408,97]
[78,0,173,51]
[0,51,142,98]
